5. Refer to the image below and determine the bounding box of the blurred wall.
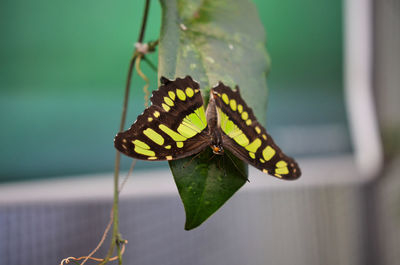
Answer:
[374,0,400,157]
[0,177,367,265]
[373,0,400,264]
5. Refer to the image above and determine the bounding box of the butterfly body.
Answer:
[205,93,225,155]
[114,76,301,180]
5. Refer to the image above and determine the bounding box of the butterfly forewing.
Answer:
[114,76,211,161]
[211,83,301,180]
[114,75,301,180]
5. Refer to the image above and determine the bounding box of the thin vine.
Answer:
[59,0,155,264]
[99,0,153,264]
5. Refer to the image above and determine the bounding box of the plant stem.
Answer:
[99,0,152,264]
[142,56,158,72]
[138,0,150,44]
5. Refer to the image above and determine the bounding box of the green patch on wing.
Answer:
[158,0,270,230]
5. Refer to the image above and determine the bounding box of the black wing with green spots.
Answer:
[211,83,301,180]
[114,76,301,180]
[114,76,210,161]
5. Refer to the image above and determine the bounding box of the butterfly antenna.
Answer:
[225,152,249,182]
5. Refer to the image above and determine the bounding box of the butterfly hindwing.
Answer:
[114,76,211,161]
[211,82,301,180]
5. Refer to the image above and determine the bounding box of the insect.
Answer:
[114,76,301,180]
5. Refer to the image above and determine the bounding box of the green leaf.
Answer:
[171,149,248,230]
[158,0,270,230]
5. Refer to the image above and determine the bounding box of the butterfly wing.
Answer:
[114,76,211,161]
[211,82,301,180]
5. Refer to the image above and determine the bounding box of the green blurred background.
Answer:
[0,0,345,182]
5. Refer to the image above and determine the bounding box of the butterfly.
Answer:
[114,76,301,180]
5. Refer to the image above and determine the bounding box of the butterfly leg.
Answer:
[222,155,227,177]
[216,155,227,177]
[182,151,203,169]
[215,156,227,177]
[207,153,216,162]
